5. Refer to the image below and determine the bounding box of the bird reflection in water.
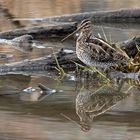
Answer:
[76,84,132,132]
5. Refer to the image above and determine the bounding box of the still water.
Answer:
[0,0,140,140]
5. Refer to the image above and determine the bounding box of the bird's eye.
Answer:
[79,19,91,27]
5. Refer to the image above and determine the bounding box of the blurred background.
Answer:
[0,0,140,30]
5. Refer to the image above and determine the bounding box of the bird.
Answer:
[62,19,128,69]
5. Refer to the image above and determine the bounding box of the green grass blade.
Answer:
[91,84,107,95]
[101,26,108,42]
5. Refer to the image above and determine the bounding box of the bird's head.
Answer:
[78,19,92,33]
[61,19,93,42]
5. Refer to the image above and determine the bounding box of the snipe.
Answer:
[62,19,128,69]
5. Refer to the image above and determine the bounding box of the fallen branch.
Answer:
[13,8,140,23]
[1,9,140,40]
[0,35,33,52]
[117,36,140,57]
[0,22,77,39]
[0,36,139,76]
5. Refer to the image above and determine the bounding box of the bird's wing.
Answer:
[87,36,127,62]
[85,42,114,62]
[88,43,110,56]
[88,35,116,51]
[94,36,130,59]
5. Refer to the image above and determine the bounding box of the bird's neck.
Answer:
[77,31,92,42]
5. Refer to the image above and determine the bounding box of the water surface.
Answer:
[0,0,140,140]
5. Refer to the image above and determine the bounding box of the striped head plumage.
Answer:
[61,19,93,42]
[77,19,92,34]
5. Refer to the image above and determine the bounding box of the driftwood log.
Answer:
[114,36,140,57]
[14,8,140,23]
[0,36,139,76]
[0,22,77,39]
[1,8,140,40]
[0,35,33,52]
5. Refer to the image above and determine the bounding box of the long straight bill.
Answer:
[61,29,78,42]
[61,24,84,42]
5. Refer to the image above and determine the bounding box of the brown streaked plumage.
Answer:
[75,19,127,69]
